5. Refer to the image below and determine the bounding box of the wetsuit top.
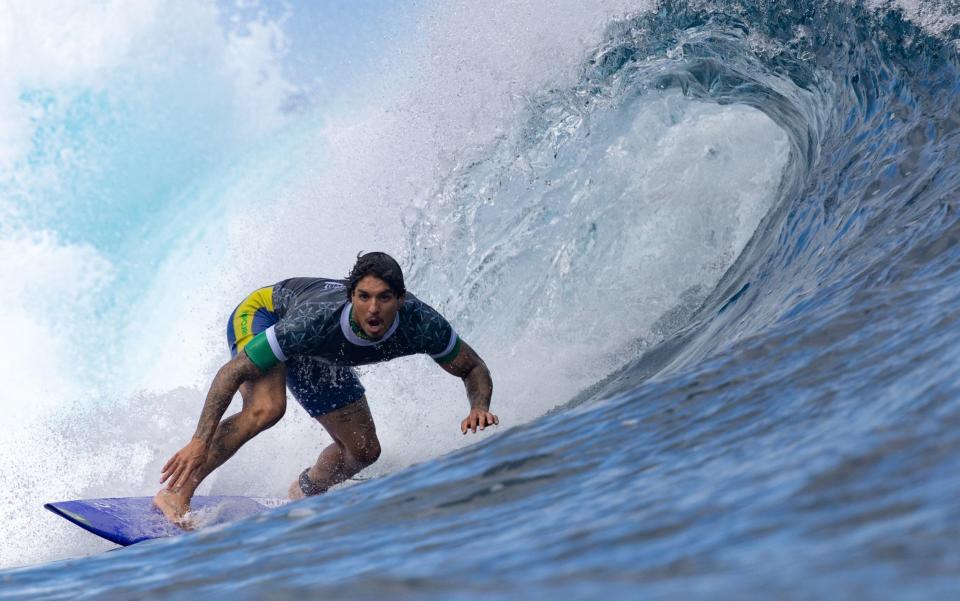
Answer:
[243,277,461,372]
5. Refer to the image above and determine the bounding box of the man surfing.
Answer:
[155,252,497,525]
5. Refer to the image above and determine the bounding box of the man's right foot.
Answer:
[153,489,192,529]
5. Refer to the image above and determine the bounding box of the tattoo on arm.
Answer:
[441,341,493,411]
[193,352,262,443]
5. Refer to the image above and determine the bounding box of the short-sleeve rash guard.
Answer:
[243,277,461,372]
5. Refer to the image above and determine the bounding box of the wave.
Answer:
[559,0,960,401]
[2,1,960,597]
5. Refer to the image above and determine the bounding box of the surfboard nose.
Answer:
[44,496,284,546]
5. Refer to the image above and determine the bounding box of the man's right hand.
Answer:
[160,438,210,490]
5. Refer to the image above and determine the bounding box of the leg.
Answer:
[155,363,286,524]
[288,396,381,499]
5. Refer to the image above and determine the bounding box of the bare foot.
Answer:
[153,489,193,529]
[288,479,305,501]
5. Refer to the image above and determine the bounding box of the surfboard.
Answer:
[44,496,286,546]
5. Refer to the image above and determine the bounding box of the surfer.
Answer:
[155,252,498,525]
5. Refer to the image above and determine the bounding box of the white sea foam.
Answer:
[0,0,296,569]
[868,0,960,38]
[0,231,114,422]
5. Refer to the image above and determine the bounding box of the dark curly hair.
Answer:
[346,251,406,299]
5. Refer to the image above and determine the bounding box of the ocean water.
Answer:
[2,0,959,598]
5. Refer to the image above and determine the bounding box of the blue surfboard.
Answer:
[44,496,286,546]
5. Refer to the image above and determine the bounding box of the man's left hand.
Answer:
[461,409,499,434]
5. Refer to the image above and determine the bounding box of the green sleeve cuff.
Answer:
[244,331,281,372]
[434,337,462,365]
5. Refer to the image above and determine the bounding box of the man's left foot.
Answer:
[288,479,306,501]
[153,488,193,529]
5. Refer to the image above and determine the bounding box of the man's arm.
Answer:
[439,340,499,434]
[160,351,263,489]
[193,352,263,442]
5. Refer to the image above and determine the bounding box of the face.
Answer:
[351,275,404,340]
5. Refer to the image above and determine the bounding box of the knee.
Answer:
[350,437,381,467]
[247,401,286,431]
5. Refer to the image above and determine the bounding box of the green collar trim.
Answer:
[341,302,401,346]
[349,307,374,341]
